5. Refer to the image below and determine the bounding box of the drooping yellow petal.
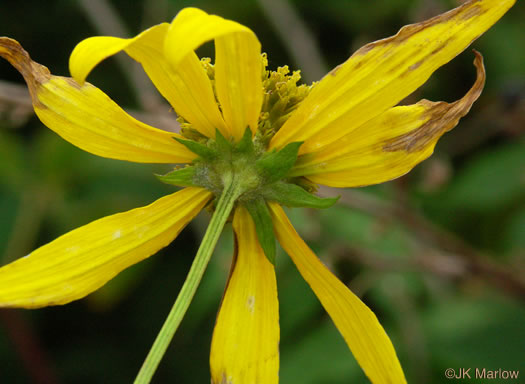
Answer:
[210,206,279,384]
[269,203,406,384]
[69,23,226,138]
[270,0,515,154]
[0,188,212,308]
[0,38,195,163]
[293,52,486,188]
[165,8,263,141]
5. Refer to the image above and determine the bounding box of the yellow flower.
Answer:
[0,1,515,383]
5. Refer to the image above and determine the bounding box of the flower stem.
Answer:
[134,176,239,384]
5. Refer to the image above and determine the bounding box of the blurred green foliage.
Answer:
[1,0,524,383]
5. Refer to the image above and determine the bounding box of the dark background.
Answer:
[1,0,524,383]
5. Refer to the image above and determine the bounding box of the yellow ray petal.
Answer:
[210,206,279,384]
[0,38,195,164]
[269,203,406,384]
[270,0,515,154]
[70,23,226,138]
[165,8,263,141]
[0,188,212,308]
[293,52,485,188]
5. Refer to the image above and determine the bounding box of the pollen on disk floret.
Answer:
[176,54,313,147]
[258,55,314,144]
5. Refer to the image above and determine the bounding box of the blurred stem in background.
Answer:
[256,0,328,82]
[320,187,525,301]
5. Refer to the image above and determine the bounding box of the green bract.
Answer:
[157,58,338,263]
[158,127,337,263]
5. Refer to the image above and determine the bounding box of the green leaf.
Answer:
[281,318,362,384]
[244,198,276,264]
[262,182,339,209]
[255,141,302,184]
[423,295,525,369]
[440,141,525,213]
[317,203,412,259]
[501,206,525,255]
[156,166,197,187]
[174,137,216,160]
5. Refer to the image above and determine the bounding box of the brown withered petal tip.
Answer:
[354,0,486,58]
[383,50,485,153]
[0,37,51,103]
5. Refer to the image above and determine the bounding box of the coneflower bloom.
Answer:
[0,1,515,383]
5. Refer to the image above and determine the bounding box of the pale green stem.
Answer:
[134,176,239,384]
